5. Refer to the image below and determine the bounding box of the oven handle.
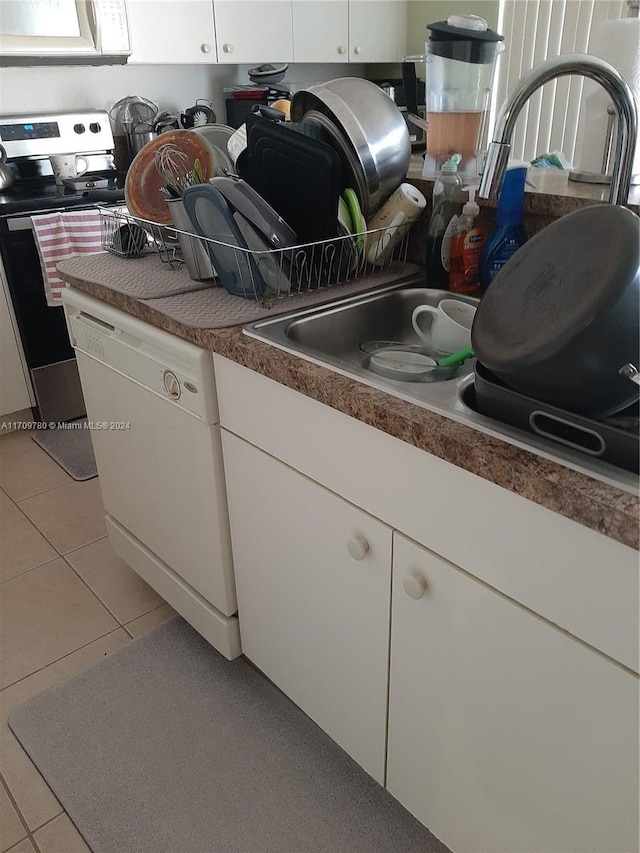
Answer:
[7,216,34,231]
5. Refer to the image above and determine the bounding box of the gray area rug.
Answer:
[31,418,97,481]
[9,617,449,853]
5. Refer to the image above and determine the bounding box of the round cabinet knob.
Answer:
[354,45,363,55]
[163,370,181,400]
[403,573,427,600]
[337,45,346,55]
[201,43,212,54]
[347,536,369,561]
[223,43,234,54]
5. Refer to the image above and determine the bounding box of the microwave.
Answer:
[0,0,130,63]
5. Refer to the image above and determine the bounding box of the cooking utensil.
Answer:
[290,78,411,217]
[301,109,368,210]
[124,130,217,225]
[0,144,15,191]
[437,346,475,367]
[471,204,640,418]
[181,184,266,298]
[209,176,298,248]
[165,197,215,281]
[472,362,639,474]
[233,211,293,295]
[620,363,640,386]
[241,116,340,244]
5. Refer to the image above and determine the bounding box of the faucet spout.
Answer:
[478,54,638,204]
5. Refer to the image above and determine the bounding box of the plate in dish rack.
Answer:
[124,130,217,225]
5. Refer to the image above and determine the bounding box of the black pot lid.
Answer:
[472,204,640,369]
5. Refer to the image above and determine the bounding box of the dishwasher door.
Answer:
[63,288,237,618]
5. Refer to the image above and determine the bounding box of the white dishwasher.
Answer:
[63,288,241,659]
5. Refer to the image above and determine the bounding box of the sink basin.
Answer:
[244,278,638,492]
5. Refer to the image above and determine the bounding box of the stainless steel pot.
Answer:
[0,144,15,191]
[472,204,640,418]
[290,78,411,218]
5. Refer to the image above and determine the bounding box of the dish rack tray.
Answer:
[98,205,413,301]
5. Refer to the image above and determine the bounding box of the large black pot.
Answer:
[471,204,640,418]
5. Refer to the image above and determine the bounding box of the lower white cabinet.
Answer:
[388,532,639,853]
[221,429,392,784]
[215,356,639,852]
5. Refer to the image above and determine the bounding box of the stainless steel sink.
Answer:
[244,278,638,492]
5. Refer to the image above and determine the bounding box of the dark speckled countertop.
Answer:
[59,245,639,552]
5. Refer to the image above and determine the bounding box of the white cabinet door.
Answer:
[126,1,217,63]
[349,0,405,62]
[0,269,32,417]
[387,532,639,853]
[292,0,348,62]
[214,0,293,63]
[221,429,392,784]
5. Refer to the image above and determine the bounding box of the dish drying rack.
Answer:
[98,205,412,302]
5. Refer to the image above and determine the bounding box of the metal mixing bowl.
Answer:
[291,78,411,218]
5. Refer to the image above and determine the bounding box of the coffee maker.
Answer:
[412,14,504,180]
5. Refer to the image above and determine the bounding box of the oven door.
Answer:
[0,214,86,423]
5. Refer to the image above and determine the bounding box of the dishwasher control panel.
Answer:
[62,289,219,425]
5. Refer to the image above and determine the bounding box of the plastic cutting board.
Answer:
[240,117,341,244]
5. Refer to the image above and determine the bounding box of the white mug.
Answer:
[412,298,477,354]
[49,153,89,185]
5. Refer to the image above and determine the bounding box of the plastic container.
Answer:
[419,14,504,179]
[448,185,485,296]
[479,165,528,292]
[426,154,464,288]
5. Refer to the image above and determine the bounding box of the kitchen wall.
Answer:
[0,62,365,124]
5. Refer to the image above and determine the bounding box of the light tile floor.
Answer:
[0,429,176,853]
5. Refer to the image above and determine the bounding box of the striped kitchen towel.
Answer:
[32,209,104,306]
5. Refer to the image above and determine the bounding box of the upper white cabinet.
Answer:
[221,429,392,784]
[126,0,407,64]
[214,0,293,63]
[126,1,217,63]
[349,0,407,63]
[292,0,348,63]
[387,532,639,853]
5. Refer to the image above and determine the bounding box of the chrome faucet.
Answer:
[478,54,638,204]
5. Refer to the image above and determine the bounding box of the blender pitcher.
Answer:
[408,14,504,180]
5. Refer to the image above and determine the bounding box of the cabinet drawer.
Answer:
[214,356,639,672]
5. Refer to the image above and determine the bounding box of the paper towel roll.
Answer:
[574,17,640,176]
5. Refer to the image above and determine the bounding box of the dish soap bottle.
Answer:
[479,165,528,293]
[426,153,463,288]
[448,185,485,297]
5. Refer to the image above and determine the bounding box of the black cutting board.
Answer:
[240,117,340,244]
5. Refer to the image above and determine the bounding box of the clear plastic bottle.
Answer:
[479,165,528,292]
[426,154,463,288]
[448,185,485,297]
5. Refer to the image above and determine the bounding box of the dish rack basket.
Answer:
[99,204,413,302]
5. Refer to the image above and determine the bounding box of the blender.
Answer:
[409,14,504,180]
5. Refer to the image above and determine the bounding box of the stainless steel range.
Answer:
[0,110,124,423]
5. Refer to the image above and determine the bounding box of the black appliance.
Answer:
[0,110,124,423]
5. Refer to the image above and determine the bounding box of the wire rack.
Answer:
[99,205,413,301]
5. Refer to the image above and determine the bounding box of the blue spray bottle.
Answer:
[479,165,528,293]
